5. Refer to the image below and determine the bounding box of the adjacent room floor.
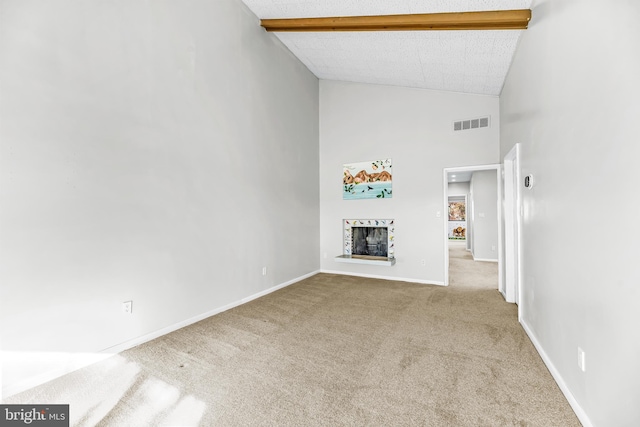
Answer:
[448,241,499,290]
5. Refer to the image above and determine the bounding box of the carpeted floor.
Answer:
[4,267,580,426]
[448,242,499,290]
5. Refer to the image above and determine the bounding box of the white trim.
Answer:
[503,143,522,307]
[1,270,320,399]
[239,270,320,304]
[443,168,450,285]
[520,320,593,427]
[321,269,445,286]
[472,258,498,263]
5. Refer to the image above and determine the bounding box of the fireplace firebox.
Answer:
[352,227,388,257]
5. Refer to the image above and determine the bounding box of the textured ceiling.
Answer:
[241,0,533,96]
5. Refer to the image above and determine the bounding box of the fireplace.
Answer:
[338,219,395,265]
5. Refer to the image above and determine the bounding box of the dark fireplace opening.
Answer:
[352,227,388,257]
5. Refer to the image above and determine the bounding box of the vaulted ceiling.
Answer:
[241,0,533,96]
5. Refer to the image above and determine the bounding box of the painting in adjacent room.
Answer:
[448,200,466,240]
[343,159,393,200]
[448,201,466,221]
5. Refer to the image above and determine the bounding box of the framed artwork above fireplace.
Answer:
[343,159,393,200]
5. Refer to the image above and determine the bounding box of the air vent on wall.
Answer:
[453,116,490,132]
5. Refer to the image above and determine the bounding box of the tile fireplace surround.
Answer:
[335,219,396,266]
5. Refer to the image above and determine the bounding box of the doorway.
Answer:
[443,165,503,294]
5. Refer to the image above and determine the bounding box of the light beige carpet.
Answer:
[449,243,499,290]
[4,273,580,426]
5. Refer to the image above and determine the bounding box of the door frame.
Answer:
[443,164,503,294]
[503,144,522,307]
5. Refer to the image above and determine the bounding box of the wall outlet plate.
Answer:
[122,301,133,314]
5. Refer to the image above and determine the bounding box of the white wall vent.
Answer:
[453,116,490,132]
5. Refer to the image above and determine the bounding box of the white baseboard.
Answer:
[320,269,445,286]
[102,269,321,356]
[239,270,320,304]
[520,320,592,427]
[473,257,498,263]
[1,270,320,399]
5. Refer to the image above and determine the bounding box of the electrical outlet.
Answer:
[122,301,133,314]
[436,211,442,218]
[420,259,426,266]
[578,347,586,372]
[491,245,496,251]
[323,252,327,259]
[262,267,267,276]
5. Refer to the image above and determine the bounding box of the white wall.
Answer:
[469,170,498,261]
[500,0,640,425]
[448,182,470,197]
[320,80,499,283]
[0,0,319,397]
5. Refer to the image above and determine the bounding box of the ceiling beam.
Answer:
[261,9,531,32]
